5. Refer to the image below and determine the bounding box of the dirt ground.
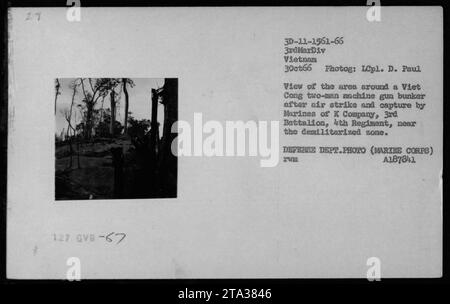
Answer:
[55,137,135,200]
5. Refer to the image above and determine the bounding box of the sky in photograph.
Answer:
[55,78,165,136]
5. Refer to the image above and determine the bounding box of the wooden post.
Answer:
[111,147,124,198]
[149,89,159,161]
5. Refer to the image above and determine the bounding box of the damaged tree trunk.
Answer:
[122,78,129,134]
[110,90,116,136]
[149,88,159,163]
[54,78,60,115]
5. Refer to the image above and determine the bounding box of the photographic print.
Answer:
[55,78,178,200]
[6,6,442,280]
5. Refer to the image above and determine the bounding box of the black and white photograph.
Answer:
[55,78,178,200]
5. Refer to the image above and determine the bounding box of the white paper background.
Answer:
[8,7,442,279]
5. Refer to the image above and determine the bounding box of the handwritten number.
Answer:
[99,232,126,244]
[115,233,126,244]
[25,12,41,21]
